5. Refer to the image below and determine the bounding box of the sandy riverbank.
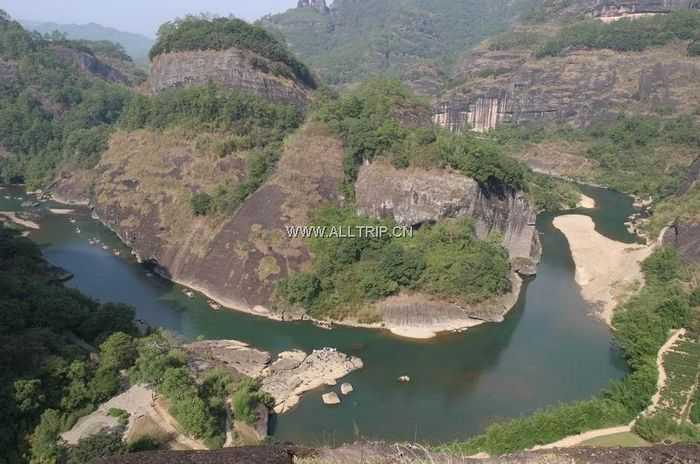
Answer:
[577,193,596,209]
[553,215,653,325]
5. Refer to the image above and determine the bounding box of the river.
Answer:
[1,184,634,446]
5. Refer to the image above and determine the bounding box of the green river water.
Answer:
[1,184,635,446]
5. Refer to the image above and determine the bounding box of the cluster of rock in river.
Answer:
[183,340,363,414]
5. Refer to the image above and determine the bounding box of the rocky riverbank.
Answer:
[183,340,363,414]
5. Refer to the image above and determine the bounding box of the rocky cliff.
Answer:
[355,160,541,274]
[434,0,700,132]
[90,123,344,317]
[592,0,699,21]
[434,43,700,132]
[51,45,131,85]
[297,0,329,13]
[148,48,312,106]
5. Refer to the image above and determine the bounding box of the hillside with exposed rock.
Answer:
[433,0,700,133]
[261,0,541,94]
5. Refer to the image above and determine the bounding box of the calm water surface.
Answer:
[1,184,634,445]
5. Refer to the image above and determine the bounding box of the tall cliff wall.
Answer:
[91,124,344,316]
[592,0,699,21]
[148,48,312,106]
[51,45,130,85]
[355,161,541,274]
[434,43,700,132]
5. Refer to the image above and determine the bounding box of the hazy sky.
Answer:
[2,0,299,37]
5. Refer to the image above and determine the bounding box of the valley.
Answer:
[1,0,700,462]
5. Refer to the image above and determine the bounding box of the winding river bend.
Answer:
[2,185,635,445]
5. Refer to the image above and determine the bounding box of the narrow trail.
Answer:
[530,329,686,451]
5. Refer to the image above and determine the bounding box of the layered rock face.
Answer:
[91,124,344,315]
[355,161,541,273]
[51,45,129,85]
[297,0,329,13]
[593,0,699,21]
[435,44,700,132]
[148,48,311,106]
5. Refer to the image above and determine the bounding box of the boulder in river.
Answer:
[322,392,341,405]
[340,383,353,395]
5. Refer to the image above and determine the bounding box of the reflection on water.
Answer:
[0,184,634,445]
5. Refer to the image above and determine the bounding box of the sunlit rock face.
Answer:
[592,0,699,22]
[355,161,541,272]
[297,0,330,13]
[148,48,312,106]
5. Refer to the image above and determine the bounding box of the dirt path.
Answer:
[530,329,685,450]
[644,329,686,416]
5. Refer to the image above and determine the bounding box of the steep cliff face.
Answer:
[51,45,130,85]
[148,48,312,106]
[435,43,700,132]
[593,0,699,21]
[297,0,329,13]
[91,124,344,315]
[355,161,541,274]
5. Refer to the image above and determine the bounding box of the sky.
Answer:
[2,0,299,37]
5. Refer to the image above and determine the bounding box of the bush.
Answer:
[689,40,700,56]
[232,378,272,425]
[191,192,213,216]
[635,412,700,443]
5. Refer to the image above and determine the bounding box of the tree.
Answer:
[14,379,45,414]
[65,428,126,464]
[29,409,65,464]
[99,332,136,371]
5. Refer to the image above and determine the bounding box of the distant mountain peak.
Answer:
[297,0,330,13]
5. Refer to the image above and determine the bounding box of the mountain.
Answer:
[19,20,154,64]
[260,0,542,94]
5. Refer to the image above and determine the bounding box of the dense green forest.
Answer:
[0,10,132,189]
[261,0,540,87]
[537,11,700,58]
[0,225,269,463]
[442,247,700,455]
[276,208,511,320]
[149,15,316,88]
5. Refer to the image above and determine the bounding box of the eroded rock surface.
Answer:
[436,43,700,132]
[91,124,344,315]
[183,340,363,414]
[51,45,130,85]
[148,48,312,106]
[355,161,541,270]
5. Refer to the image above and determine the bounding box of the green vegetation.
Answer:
[0,11,132,188]
[150,15,315,88]
[634,412,700,443]
[486,30,546,51]
[316,79,528,196]
[492,114,700,202]
[262,0,540,86]
[0,225,139,463]
[536,11,700,58]
[441,247,698,455]
[277,207,511,320]
[121,84,302,216]
[232,378,274,425]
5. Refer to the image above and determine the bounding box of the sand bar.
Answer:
[553,215,653,325]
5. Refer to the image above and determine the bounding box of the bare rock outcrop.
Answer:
[91,123,344,315]
[148,48,312,106]
[435,43,700,132]
[355,161,541,274]
[51,45,129,85]
[592,0,700,21]
[297,0,330,13]
[183,340,363,414]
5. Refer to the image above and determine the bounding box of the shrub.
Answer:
[190,192,213,216]
[689,40,700,56]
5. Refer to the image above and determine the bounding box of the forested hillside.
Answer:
[20,20,154,65]
[260,0,541,93]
